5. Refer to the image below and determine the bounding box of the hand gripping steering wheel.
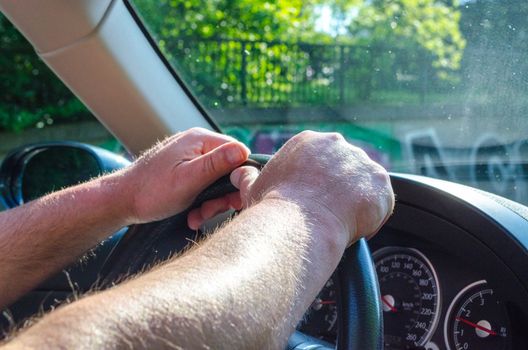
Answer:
[101,154,383,350]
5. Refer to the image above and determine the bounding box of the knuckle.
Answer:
[370,170,394,211]
[297,130,317,140]
[349,144,369,158]
[283,133,303,149]
[188,127,207,136]
[242,168,258,187]
[203,154,218,174]
[371,165,391,186]
[164,133,178,143]
[291,130,324,149]
[328,132,344,141]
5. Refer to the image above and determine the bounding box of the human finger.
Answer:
[225,191,242,210]
[187,193,241,229]
[230,166,260,206]
[179,128,245,154]
[230,166,259,192]
[187,208,204,230]
[182,141,250,196]
[199,197,231,221]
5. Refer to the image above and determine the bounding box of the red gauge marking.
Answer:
[319,300,336,305]
[381,296,397,312]
[455,316,497,336]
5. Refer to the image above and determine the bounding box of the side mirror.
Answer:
[0,142,131,208]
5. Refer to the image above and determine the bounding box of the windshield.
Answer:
[130,0,528,205]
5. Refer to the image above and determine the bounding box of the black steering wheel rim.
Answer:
[100,154,383,350]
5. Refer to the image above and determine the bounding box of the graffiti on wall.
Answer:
[405,128,528,204]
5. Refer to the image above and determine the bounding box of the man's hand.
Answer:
[121,128,250,225]
[3,130,395,349]
[188,130,394,244]
[0,128,249,308]
[229,131,394,245]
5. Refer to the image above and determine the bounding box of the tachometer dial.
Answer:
[444,280,510,350]
[298,277,338,343]
[374,247,441,349]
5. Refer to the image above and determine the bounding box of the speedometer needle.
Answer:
[381,295,397,312]
[455,316,497,336]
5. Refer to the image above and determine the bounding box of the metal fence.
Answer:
[165,38,439,108]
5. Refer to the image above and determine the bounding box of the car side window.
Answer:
[0,14,121,162]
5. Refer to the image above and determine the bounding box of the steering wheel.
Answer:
[100,155,383,350]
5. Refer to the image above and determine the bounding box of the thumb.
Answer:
[184,141,250,193]
[230,166,260,207]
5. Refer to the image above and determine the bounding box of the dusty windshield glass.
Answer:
[131,0,528,205]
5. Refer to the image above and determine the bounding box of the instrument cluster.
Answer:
[298,245,512,350]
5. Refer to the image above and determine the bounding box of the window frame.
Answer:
[123,0,221,132]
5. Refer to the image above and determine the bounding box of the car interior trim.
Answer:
[122,0,221,133]
[0,0,213,155]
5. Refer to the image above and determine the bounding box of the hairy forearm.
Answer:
[0,171,131,308]
[5,197,348,349]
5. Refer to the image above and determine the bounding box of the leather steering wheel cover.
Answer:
[336,239,383,350]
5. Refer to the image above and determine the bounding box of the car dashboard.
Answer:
[298,174,528,349]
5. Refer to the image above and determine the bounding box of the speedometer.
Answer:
[374,247,441,349]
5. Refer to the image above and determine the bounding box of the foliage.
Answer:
[349,0,466,74]
[131,0,466,107]
[132,0,318,42]
[4,0,516,131]
[0,14,92,132]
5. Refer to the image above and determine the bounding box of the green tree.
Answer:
[348,0,466,75]
[1,0,469,132]
[0,14,91,132]
[132,0,318,42]
[132,0,466,107]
